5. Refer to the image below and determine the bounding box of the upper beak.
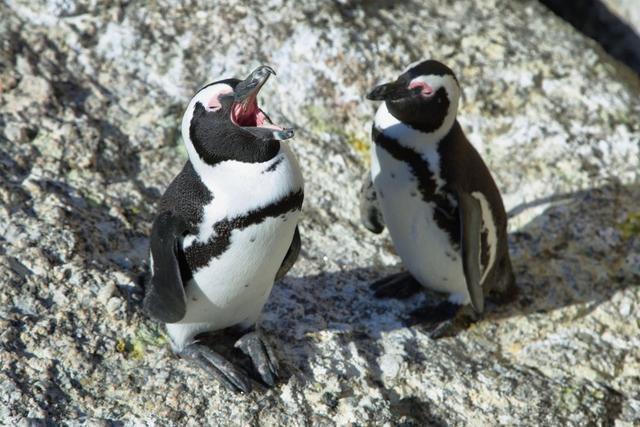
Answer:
[234,65,276,103]
[366,79,419,101]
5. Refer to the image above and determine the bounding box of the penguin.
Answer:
[361,59,516,337]
[143,65,304,393]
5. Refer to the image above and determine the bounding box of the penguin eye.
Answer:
[408,80,434,97]
[208,102,222,112]
[207,87,233,111]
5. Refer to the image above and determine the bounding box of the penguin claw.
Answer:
[235,331,280,387]
[425,319,456,339]
[405,301,473,339]
[179,344,252,393]
[370,272,422,299]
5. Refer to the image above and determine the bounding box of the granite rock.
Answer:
[1,0,639,425]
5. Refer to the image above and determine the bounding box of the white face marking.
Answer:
[471,192,498,285]
[206,86,232,111]
[180,82,234,175]
[409,74,460,120]
[403,60,423,74]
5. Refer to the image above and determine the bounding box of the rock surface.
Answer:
[1,0,639,425]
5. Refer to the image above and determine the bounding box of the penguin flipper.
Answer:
[359,171,385,234]
[275,226,300,282]
[456,191,485,314]
[144,211,189,323]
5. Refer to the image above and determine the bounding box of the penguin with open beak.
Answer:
[144,66,304,392]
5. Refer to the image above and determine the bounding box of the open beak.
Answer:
[366,79,420,101]
[230,65,294,141]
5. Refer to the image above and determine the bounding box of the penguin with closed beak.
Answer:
[144,65,304,392]
[361,60,516,337]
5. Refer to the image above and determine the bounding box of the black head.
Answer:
[181,65,293,166]
[367,60,461,133]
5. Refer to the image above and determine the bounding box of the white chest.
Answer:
[185,143,303,248]
[372,145,468,302]
[371,104,469,303]
[166,143,303,347]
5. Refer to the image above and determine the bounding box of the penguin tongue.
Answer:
[231,100,258,126]
[231,100,283,130]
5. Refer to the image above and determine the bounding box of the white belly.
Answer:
[372,147,470,304]
[166,210,298,349]
[166,143,303,350]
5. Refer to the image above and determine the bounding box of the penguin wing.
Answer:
[275,226,301,282]
[143,211,189,323]
[359,171,385,234]
[456,191,485,314]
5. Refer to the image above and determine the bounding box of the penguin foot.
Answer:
[235,331,280,387]
[179,344,252,393]
[488,281,519,305]
[407,302,476,339]
[370,272,422,299]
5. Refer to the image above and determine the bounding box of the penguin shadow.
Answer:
[264,265,452,424]
[4,172,153,333]
[491,182,638,322]
[264,183,637,414]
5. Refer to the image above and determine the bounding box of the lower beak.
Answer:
[367,80,418,101]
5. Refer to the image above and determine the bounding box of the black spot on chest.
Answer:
[373,126,460,247]
[184,189,304,271]
[262,156,284,174]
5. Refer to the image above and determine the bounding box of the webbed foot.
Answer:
[370,272,422,299]
[178,344,252,393]
[235,330,280,387]
[407,301,477,339]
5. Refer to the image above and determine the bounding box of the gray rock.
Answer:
[1,0,639,425]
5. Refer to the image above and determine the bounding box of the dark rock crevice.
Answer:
[539,0,640,74]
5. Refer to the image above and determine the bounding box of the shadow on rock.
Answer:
[265,183,638,418]
[31,176,152,314]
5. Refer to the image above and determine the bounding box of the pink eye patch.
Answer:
[207,87,233,110]
[408,80,434,96]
